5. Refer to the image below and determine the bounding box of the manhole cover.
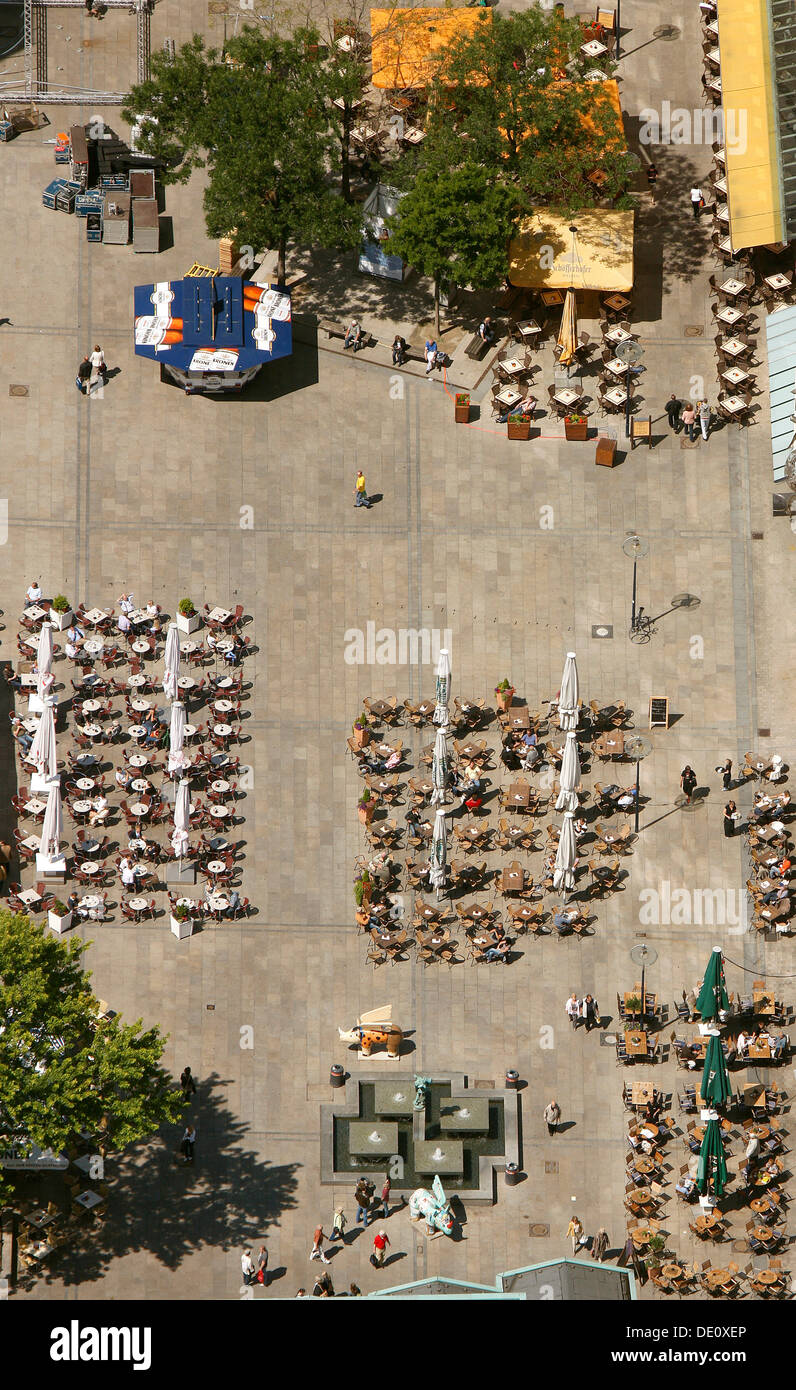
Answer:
[680,437,699,449]
[591,624,613,638]
[544,1160,559,1174]
[654,24,681,40]
[9,384,28,396]
[529,1223,550,1237]
[732,1240,747,1253]
[684,326,704,337]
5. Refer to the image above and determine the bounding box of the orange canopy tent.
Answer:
[370,6,491,89]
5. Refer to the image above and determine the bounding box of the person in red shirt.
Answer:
[310,1225,330,1264]
[372,1229,390,1267]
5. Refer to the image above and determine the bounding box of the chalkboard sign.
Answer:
[649,696,669,729]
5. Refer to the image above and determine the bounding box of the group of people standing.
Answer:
[665,393,712,441]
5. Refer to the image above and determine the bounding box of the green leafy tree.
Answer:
[386,163,516,335]
[0,913,183,1199]
[123,27,360,283]
[422,7,638,211]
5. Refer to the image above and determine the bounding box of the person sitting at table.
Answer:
[520,730,539,770]
[118,592,135,616]
[367,851,392,889]
[771,1030,789,1059]
[772,855,792,880]
[10,716,33,754]
[66,891,80,915]
[554,906,578,929]
[117,610,131,636]
[224,634,245,666]
[206,630,218,653]
[149,617,162,641]
[763,883,789,905]
[116,766,133,791]
[25,580,42,605]
[644,1096,663,1123]
[675,1172,696,1199]
[735,1030,749,1058]
[88,794,108,826]
[141,714,159,745]
[616,787,637,809]
[224,889,241,918]
[483,939,510,963]
[67,623,85,648]
[573,815,588,839]
[120,860,138,889]
[64,637,82,661]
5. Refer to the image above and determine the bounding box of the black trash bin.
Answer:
[505,1162,520,1186]
[330,1064,346,1088]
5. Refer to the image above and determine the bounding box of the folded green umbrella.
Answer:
[701,1032,732,1107]
[696,947,729,1021]
[697,1118,728,1198]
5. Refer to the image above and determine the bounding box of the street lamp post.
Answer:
[615,340,644,438]
[630,942,658,1028]
[625,734,652,834]
[622,533,649,635]
[616,0,621,60]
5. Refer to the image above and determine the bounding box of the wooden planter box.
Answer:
[495,688,515,712]
[454,401,471,424]
[595,436,617,467]
[507,418,531,440]
[352,726,370,748]
[564,420,588,441]
[358,802,375,825]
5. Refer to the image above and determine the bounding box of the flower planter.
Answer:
[454,399,470,424]
[358,801,376,825]
[495,687,515,712]
[49,607,72,631]
[507,418,531,440]
[48,909,72,934]
[170,912,194,940]
[564,420,588,442]
[176,610,201,635]
[353,726,370,749]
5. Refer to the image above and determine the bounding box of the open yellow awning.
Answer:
[720,0,785,249]
[370,7,491,89]
[508,209,634,291]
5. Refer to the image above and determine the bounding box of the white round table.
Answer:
[82,699,102,714]
[183,724,197,739]
[214,699,233,714]
[181,641,199,655]
[128,838,147,854]
[80,861,99,876]
[128,726,146,740]
[131,699,151,713]
[210,754,229,768]
[81,838,101,855]
[213,724,232,738]
[82,724,103,739]
[206,860,226,875]
[214,676,233,690]
[131,640,150,655]
[209,836,229,851]
[178,677,195,691]
[127,674,147,688]
[210,805,231,820]
[75,778,95,792]
[208,896,229,912]
[176,897,196,910]
[127,897,148,913]
[72,800,92,815]
[130,802,150,818]
[75,753,97,768]
[131,779,150,794]
[128,754,148,768]
[210,779,230,795]
[215,639,234,654]
[83,641,104,656]
[81,895,101,910]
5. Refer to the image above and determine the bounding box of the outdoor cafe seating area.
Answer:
[349,668,640,968]
[6,595,253,930]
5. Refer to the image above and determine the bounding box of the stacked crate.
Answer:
[218,235,240,274]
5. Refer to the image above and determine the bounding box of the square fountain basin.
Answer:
[414,1139,464,1174]
[439,1098,490,1133]
[348,1121,400,1155]
[373,1083,415,1117]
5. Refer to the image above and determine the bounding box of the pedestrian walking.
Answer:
[566,1215,584,1254]
[241,1248,256,1285]
[354,1178,373,1226]
[680,765,697,803]
[565,992,580,1029]
[582,994,600,1032]
[715,758,733,790]
[592,1227,609,1262]
[76,356,92,395]
[89,343,107,390]
[681,403,696,441]
[690,185,704,219]
[354,470,370,508]
[179,1065,197,1100]
[380,1175,392,1219]
[179,1123,196,1164]
[698,398,711,440]
[664,393,680,431]
[256,1244,269,1285]
[371,1229,390,1267]
[724,800,739,838]
[646,162,658,197]
[309,1224,331,1264]
[330,1205,347,1242]
[544,1099,561,1136]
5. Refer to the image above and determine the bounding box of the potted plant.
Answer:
[507,411,532,440]
[49,595,73,630]
[454,392,470,424]
[352,714,371,749]
[170,901,194,939]
[564,412,588,441]
[625,994,642,1014]
[357,790,376,825]
[494,678,515,712]
[176,598,201,635]
[48,899,72,934]
[354,870,372,907]
[645,1234,666,1269]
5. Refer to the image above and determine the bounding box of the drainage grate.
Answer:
[684,325,704,336]
[544,1160,559,1174]
[592,624,613,639]
[205,1003,215,1011]
[9,384,28,396]
[529,1223,550,1238]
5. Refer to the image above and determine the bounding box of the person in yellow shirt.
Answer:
[355,471,370,508]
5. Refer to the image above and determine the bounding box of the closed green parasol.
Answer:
[696,947,729,1021]
[697,1118,728,1198]
[701,1033,732,1108]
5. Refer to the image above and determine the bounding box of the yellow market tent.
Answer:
[508,208,634,292]
[370,7,491,89]
[719,0,785,249]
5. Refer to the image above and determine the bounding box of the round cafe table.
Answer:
[183,724,197,739]
[213,724,233,738]
[750,1125,770,1139]
[126,897,148,914]
[131,699,151,713]
[178,677,195,692]
[75,778,95,792]
[752,1227,774,1243]
[206,860,226,875]
[81,838,100,855]
[128,754,148,769]
[209,836,229,851]
[128,838,147,854]
[72,800,92,817]
[210,805,231,820]
[131,640,150,655]
[131,779,150,794]
[214,699,234,714]
[214,676,234,690]
[207,895,230,912]
[79,861,99,876]
[695,1213,720,1231]
[80,895,102,910]
[127,674,147,688]
[128,725,146,740]
[82,724,103,739]
[705,1269,733,1289]
[180,641,199,655]
[82,699,102,714]
[176,897,197,910]
[129,802,151,818]
[83,640,104,657]
[629,1190,655,1207]
[751,1196,776,1214]
[634,1156,655,1175]
[215,639,234,654]
[75,753,97,768]
[210,779,230,795]
[757,1270,780,1286]
[631,1229,651,1246]
[662,1263,682,1281]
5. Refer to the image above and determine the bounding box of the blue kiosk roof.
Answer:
[134,276,292,374]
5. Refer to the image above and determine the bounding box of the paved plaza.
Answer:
[0,0,794,1301]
